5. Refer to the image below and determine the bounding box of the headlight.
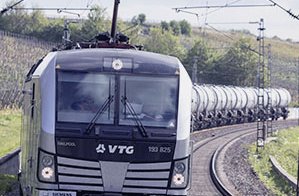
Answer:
[173,173,185,185]
[42,156,54,167]
[39,150,56,182]
[41,167,54,179]
[171,157,189,188]
[174,162,185,174]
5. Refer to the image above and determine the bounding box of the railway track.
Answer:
[1,120,297,196]
[188,120,297,196]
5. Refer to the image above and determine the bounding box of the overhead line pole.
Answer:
[256,18,266,153]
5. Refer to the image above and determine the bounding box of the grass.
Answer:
[0,174,17,195]
[0,109,21,194]
[248,126,299,196]
[0,109,21,158]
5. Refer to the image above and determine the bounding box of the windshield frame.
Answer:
[55,71,179,129]
[118,74,179,129]
[55,70,116,125]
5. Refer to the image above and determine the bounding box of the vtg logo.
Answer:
[96,144,134,154]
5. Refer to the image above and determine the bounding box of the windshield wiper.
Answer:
[121,96,148,137]
[85,95,114,134]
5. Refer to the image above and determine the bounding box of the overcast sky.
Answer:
[1,0,299,41]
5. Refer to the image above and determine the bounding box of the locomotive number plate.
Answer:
[39,190,76,196]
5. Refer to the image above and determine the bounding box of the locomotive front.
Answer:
[20,48,192,196]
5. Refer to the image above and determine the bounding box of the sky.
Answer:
[1,0,299,41]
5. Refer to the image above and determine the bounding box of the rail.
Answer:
[210,150,233,196]
[210,131,255,196]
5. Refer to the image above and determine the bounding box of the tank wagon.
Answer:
[191,84,291,129]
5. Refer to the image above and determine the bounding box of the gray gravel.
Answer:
[223,134,273,195]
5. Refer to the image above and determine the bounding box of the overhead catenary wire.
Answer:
[206,21,259,25]
[174,9,198,17]
[57,9,81,17]
[80,0,94,16]
[205,23,234,41]
[173,0,243,39]
[204,20,261,56]
[173,0,242,18]
[12,7,95,11]
[173,3,275,10]
[11,7,95,18]
[267,0,299,20]
[0,0,24,15]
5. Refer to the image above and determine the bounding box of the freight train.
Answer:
[191,84,291,129]
[18,1,291,196]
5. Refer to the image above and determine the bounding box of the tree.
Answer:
[169,20,180,36]
[0,6,31,34]
[183,40,212,82]
[160,21,169,32]
[80,5,109,40]
[137,13,146,25]
[131,13,146,26]
[179,20,191,36]
[26,11,49,35]
[143,27,186,60]
[211,38,258,86]
[38,21,64,42]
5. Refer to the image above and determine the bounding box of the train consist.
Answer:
[18,1,292,196]
[191,84,291,129]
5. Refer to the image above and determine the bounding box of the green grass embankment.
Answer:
[248,126,299,196]
[0,174,17,195]
[0,109,21,194]
[0,109,21,157]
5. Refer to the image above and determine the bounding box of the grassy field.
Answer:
[0,109,21,157]
[248,126,299,196]
[0,174,17,195]
[0,109,21,194]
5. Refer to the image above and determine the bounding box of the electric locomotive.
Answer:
[19,3,192,195]
[20,47,192,196]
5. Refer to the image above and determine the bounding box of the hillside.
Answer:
[0,31,54,108]
[0,25,298,107]
[186,27,299,103]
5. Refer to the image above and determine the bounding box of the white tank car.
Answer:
[191,84,292,129]
[20,48,193,196]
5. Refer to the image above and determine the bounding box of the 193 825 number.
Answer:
[148,146,171,153]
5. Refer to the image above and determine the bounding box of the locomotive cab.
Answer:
[20,48,192,196]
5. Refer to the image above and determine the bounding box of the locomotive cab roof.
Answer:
[55,48,181,75]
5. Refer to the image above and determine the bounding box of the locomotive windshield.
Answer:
[56,71,178,128]
[57,72,115,124]
[119,76,178,128]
